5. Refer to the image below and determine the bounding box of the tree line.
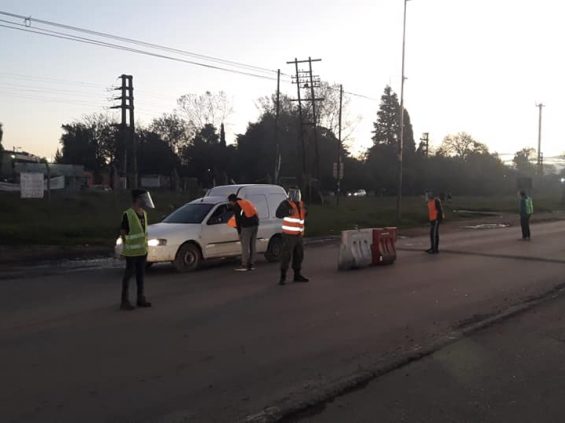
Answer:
[54,86,560,197]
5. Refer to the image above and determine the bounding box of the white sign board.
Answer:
[45,175,65,190]
[20,173,45,199]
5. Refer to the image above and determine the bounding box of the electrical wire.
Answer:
[0,10,280,76]
[0,21,279,82]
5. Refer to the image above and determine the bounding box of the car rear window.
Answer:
[163,203,214,224]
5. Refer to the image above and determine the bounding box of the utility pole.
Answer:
[274,69,281,184]
[397,0,410,222]
[336,84,343,206]
[308,57,321,180]
[420,132,429,157]
[287,57,323,199]
[536,103,544,176]
[127,75,137,188]
[111,74,135,189]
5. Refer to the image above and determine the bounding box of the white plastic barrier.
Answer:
[338,228,373,270]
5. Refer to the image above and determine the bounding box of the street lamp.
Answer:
[397,0,410,222]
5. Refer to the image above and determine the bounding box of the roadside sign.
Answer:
[20,172,44,199]
[333,162,344,180]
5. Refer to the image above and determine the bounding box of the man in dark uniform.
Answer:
[119,189,154,310]
[426,191,444,254]
[276,187,309,285]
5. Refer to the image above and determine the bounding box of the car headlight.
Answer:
[116,237,123,246]
[148,238,167,247]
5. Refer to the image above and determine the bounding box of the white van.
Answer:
[115,184,288,272]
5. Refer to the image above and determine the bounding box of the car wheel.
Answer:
[265,235,283,263]
[174,243,202,272]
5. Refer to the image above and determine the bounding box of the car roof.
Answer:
[206,184,286,198]
[189,196,226,205]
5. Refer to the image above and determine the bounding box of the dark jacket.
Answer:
[233,199,259,230]
[276,200,306,219]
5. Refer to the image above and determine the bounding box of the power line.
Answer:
[0,12,381,103]
[0,20,279,81]
[0,10,280,76]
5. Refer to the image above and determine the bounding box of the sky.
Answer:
[1,0,564,163]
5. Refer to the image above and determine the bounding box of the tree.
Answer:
[0,122,3,152]
[137,129,179,176]
[56,114,119,182]
[436,132,489,159]
[177,91,233,131]
[371,85,415,153]
[513,147,536,176]
[150,113,190,154]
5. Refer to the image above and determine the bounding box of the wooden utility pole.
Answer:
[287,57,323,198]
[336,84,343,206]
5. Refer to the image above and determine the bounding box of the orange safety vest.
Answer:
[227,199,257,228]
[427,198,441,221]
[282,200,306,235]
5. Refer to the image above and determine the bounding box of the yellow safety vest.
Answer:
[122,208,148,257]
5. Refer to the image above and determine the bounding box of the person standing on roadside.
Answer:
[519,191,534,240]
[228,194,259,271]
[426,191,444,255]
[119,189,154,311]
[276,187,309,285]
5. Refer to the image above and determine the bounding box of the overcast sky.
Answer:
[1,0,564,161]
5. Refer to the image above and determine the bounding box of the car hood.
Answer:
[148,222,201,241]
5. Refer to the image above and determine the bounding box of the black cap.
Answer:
[132,189,147,200]
[228,194,238,202]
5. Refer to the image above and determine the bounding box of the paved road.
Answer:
[304,278,565,423]
[1,222,565,422]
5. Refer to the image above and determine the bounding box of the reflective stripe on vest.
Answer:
[282,201,305,235]
[122,208,148,257]
[427,199,438,221]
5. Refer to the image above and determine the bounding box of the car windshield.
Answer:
[162,203,214,224]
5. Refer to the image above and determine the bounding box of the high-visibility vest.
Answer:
[227,199,257,228]
[282,200,306,235]
[122,208,148,257]
[427,199,440,222]
[526,197,534,215]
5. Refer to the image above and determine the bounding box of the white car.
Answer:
[116,184,288,272]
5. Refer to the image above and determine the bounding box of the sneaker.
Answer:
[294,274,310,283]
[247,265,256,271]
[425,249,434,254]
[120,301,135,311]
[235,267,249,272]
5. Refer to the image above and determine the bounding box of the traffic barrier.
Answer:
[371,227,397,265]
[338,228,373,270]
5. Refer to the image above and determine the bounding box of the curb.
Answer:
[242,281,565,423]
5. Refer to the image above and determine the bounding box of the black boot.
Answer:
[279,271,287,286]
[294,272,309,283]
[120,300,135,311]
[137,296,152,308]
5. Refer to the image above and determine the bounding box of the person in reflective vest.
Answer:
[519,191,534,240]
[275,187,309,285]
[228,194,259,271]
[119,189,154,311]
[426,191,444,255]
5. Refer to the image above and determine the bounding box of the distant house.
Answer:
[0,150,41,180]
[14,163,88,191]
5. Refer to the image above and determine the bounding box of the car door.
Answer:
[202,203,239,258]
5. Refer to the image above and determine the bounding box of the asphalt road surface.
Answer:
[304,277,565,423]
[2,221,565,423]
